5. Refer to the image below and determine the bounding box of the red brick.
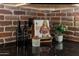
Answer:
[64,31,74,35]
[56,13,66,16]
[51,21,60,26]
[0,32,12,37]
[0,21,12,26]
[61,21,73,26]
[20,16,29,20]
[13,21,18,25]
[68,27,79,31]
[27,11,36,16]
[51,20,60,23]
[14,11,25,15]
[0,9,12,14]
[46,16,50,20]
[64,35,79,42]
[61,16,73,21]
[0,15,4,20]
[50,21,60,27]
[31,16,37,19]
[37,13,45,16]
[5,37,16,42]
[0,27,4,32]
[51,16,60,20]
[35,16,40,19]
[5,26,16,31]
[13,21,25,25]
[5,15,19,20]
[64,35,72,39]
[47,13,55,16]
[0,39,4,43]
[67,13,74,16]
[40,16,46,20]
[46,13,51,16]
[74,32,79,36]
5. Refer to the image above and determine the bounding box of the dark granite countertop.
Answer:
[0,40,79,56]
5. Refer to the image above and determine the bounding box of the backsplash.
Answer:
[0,4,79,44]
[0,5,47,44]
[50,8,79,42]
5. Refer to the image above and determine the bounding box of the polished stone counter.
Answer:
[0,40,79,56]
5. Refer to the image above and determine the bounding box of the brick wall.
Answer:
[0,5,47,44]
[50,7,79,42]
[0,4,79,44]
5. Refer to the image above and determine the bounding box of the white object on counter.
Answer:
[56,35,63,43]
[32,38,40,47]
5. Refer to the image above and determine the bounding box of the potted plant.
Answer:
[54,24,67,43]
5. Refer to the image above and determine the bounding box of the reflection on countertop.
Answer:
[0,40,79,56]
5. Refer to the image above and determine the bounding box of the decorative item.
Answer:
[54,24,67,42]
[34,20,51,39]
[32,36,40,47]
[40,20,50,39]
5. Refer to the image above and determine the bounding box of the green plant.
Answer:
[55,24,67,35]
